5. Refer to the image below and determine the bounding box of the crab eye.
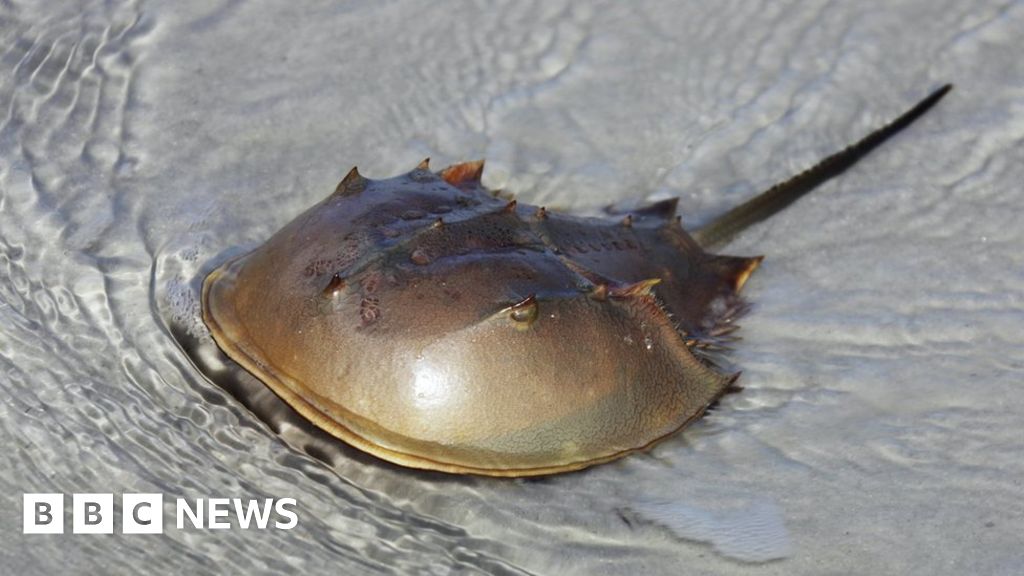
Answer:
[506,294,538,327]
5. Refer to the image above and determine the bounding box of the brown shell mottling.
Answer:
[202,160,760,476]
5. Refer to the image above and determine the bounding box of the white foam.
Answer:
[165,275,206,340]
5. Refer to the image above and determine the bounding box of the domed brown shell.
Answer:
[202,161,757,476]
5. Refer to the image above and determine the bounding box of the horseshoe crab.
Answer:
[202,85,950,476]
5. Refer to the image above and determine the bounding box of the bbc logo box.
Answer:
[23,494,63,534]
[24,493,164,534]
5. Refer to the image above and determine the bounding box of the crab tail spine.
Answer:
[693,83,953,248]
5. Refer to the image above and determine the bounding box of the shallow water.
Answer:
[2,0,1023,574]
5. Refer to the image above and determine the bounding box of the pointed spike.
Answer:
[705,372,744,412]
[322,273,346,297]
[501,199,518,214]
[416,158,430,171]
[621,214,633,227]
[409,248,431,266]
[725,372,744,394]
[590,283,609,301]
[431,217,444,229]
[634,197,679,220]
[708,255,764,292]
[535,206,548,220]
[440,159,485,186]
[334,166,366,196]
[736,256,764,291]
[342,166,362,185]
[505,294,538,328]
[709,323,742,338]
[610,277,662,299]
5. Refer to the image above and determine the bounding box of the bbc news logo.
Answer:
[23,494,298,534]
